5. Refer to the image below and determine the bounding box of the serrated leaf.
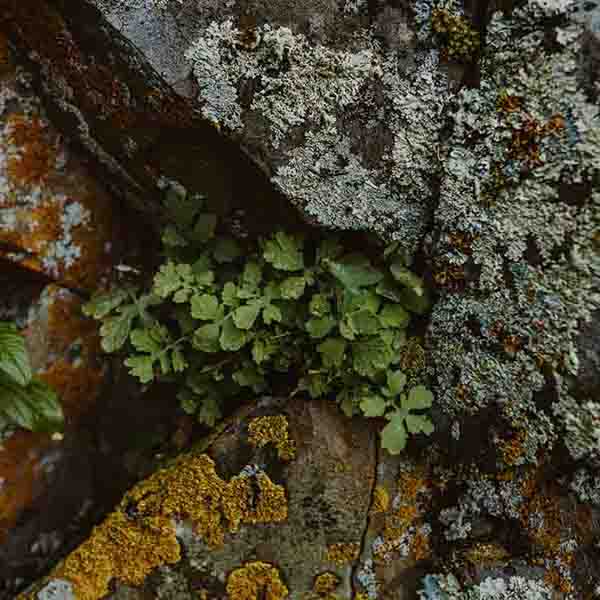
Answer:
[386,370,407,395]
[193,213,217,242]
[153,262,184,298]
[232,301,263,330]
[306,316,336,339]
[309,293,331,317]
[171,348,188,373]
[325,254,383,291]
[380,412,408,455]
[317,338,346,369]
[404,414,435,435]
[360,394,387,417]
[280,276,306,300]
[82,288,130,320]
[352,337,394,378]
[124,355,155,384]
[0,322,31,386]
[348,309,380,335]
[390,261,425,295]
[213,237,242,263]
[192,323,221,353]
[222,282,239,306]
[0,377,63,433]
[191,294,220,320]
[99,306,136,352]
[263,232,304,271]
[262,304,282,325]
[379,304,410,328]
[220,319,247,351]
[130,326,166,353]
[403,385,434,410]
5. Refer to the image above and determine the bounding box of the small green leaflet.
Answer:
[262,304,282,325]
[317,338,346,369]
[220,319,247,351]
[325,254,383,291]
[263,232,304,271]
[193,323,221,353]
[405,414,434,435]
[280,276,306,300]
[306,316,336,339]
[82,288,130,320]
[0,322,32,386]
[191,294,220,321]
[402,385,434,410]
[153,262,194,298]
[233,300,263,330]
[161,225,187,247]
[171,348,188,372]
[309,293,331,317]
[99,306,137,352]
[380,411,408,454]
[379,304,409,328]
[124,355,155,384]
[130,325,169,354]
[359,394,386,417]
[386,370,407,396]
[347,309,380,336]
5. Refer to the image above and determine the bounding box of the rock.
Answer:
[22,397,377,600]
[0,33,120,291]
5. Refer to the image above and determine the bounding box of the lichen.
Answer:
[431,6,480,63]
[324,542,360,565]
[370,485,390,514]
[45,453,287,600]
[247,415,296,461]
[226,561,289,600]
[313,572,340,596]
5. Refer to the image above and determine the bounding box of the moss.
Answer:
[226,561,289,600]
[324,543,360,565]
[47,454,287,599]
[247,415,296,461]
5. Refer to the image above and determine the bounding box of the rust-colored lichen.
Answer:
[325,543,360,565]
[247,415,296,461]
[313,572,339,596]
[544,566,574,594]
[497,430,527,467]
[226,561,289,600]
[6,114,57,187]
[370,485,390,515]
[410,528,431,561]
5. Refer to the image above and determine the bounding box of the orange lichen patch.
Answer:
[54,511,180,600]
[0,430,53,543]
[497,430,527,467]
[226,561,289,600]
[544,566,574,594]
[382,504,418,541]
[463,543,510,567]
[520,493,562,554]
[39,360,103,425]
[313,572,339,596]
[247,415,296,461]
[6,114,58,187]
[497,91,523,114]
[397,468,428,503]
[410,527,431,561]
[48,454,288,600]
[325,543,360,565]
[370,485,390,515]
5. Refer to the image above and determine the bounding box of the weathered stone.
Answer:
[21,397,377,600]
[0,34,119,291]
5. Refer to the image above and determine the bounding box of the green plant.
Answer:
[84,189,434,453]
[0,322,64,434]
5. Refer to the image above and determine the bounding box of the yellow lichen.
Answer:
[247,415,296,461]
[431,8,480,62]
[49,454,287,600]
[226,561,289,600]
[370,486,390,515]
[463,543,510,566]
[54,511,180,600]
[313,572,340,596]
[325,543,360,565]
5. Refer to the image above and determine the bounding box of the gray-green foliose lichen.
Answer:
[426,0,600,466]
